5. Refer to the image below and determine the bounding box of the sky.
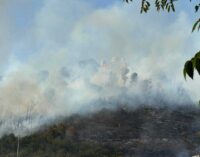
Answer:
[0,0,200,135]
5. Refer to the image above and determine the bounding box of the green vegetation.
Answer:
[0,125,119,157]
[184,51,200,79]
[1,106,200,157]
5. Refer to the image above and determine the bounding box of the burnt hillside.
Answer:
[1,105,200,157]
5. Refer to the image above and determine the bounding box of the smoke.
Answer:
[0,0,199,136]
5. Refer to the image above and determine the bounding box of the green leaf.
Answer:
[195,57,200,75]
[183,67,187,80]
[124,0,132,3]
[171,4,175,12]
[195,5,199,12]
[184,60,194,79]
[167,6,170,12]
[195,51,200,58]
[192,19,200,32]
[146,1,150,7]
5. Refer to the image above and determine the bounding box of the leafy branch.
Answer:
[184,52,200,79]
[124,0,176,13]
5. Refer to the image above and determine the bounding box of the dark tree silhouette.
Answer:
[124,0,200,80]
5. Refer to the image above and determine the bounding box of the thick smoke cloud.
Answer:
[0,0,199,136]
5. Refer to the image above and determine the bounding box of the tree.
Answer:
[124,0,200,80]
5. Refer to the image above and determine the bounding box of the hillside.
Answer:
[1,105,200,157]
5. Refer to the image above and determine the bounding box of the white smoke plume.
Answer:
[0,0,198,136]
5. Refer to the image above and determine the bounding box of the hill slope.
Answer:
[1,105,200,157]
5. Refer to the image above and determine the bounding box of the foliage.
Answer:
[184,52,200,79]
[1,106,200,156]
[124,0,176,13]
[124,0,200,79]
[0,125,118,157]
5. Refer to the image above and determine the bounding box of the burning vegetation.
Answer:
[1,105,200,157]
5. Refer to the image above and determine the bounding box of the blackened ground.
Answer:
[1,105,200,157]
